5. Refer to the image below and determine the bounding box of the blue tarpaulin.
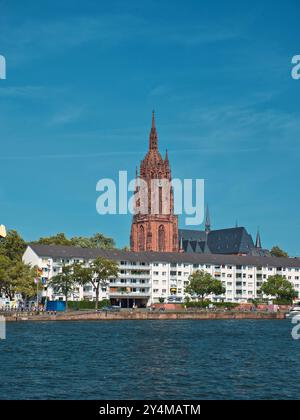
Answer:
[46,301,66,312]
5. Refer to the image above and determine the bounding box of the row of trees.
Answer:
[185,270,297,304]
[31,232,115,250]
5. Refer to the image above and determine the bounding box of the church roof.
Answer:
[207,227,254,254]
[179,227,256,255]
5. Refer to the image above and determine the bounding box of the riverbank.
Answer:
[1,310,286,321]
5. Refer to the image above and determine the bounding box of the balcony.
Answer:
[110,281,150,287]
[109,290,151,298]
[119,272,150,278]
[120,264,150,269]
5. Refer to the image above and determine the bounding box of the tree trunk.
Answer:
[95,285,99,310]
[65,283,68,311]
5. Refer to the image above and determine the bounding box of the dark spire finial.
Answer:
[165,149,169,162]
[205,204,211,233]
[179,235,184,252]
[255,227,262,249]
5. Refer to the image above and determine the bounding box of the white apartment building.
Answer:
[23,244,300,307]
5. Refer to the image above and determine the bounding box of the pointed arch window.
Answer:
[139,225,145,251]
[158,225,165,252]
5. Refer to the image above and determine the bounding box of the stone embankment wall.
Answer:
[3,310,286,322]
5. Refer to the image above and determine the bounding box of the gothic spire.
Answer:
[255,228,262,249]
[179,235,183,252]
[149,110,158,150]
[165,149,169,162]
[205,204,211,233]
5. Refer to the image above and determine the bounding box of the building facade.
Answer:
[130,112,178,253]
[23,244,300,307]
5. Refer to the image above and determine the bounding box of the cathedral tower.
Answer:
[130,112,179,252]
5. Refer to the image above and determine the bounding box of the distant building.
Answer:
[23,244,300,307]
[179,208,270,256]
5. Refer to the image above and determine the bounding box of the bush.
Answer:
[273,298,293,305]
[67,299,110,310]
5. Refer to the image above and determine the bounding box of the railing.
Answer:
[118,273,150,278]
[109,291,151,297]
[110,282,150,287]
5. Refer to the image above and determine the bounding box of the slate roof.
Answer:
[27,244,300,268]
[178,227,267,256]
[207,227,254,254]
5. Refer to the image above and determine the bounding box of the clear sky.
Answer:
[0,0,299,254]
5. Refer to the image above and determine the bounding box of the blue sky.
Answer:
[0,0,299,254]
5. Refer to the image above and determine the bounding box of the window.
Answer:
[158,225,165,252]
[138,225,145,251]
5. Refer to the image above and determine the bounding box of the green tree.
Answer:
[8,261,36,300]
[75,257,119,310]
[32,233,71,246]
[48,265,77,310]
[70,233,115,249]
[0,230,26,261]
[0,255,12,297]
[32,232,115,249]
[185,270,225,302]
[260,275,297,303]
[0,256,35,300]
[270,246,288,258]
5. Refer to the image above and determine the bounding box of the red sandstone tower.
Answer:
[130,112,179,252]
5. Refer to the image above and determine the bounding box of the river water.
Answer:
[0,320,299,400]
